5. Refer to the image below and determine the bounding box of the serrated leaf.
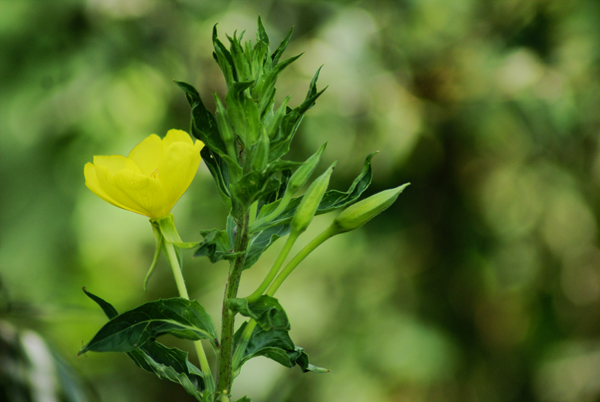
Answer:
[82,289,206,400]
[79,298,218,355]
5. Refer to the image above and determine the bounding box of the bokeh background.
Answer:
[2,0,600,401]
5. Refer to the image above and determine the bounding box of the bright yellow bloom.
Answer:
[84,129,204,219]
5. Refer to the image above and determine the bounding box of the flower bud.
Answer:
[286,142,326,195]
[332,183,410,233]
[291,162,336,235]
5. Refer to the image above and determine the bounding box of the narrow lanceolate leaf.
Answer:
[82,289,205,400]
[79,297,218,355]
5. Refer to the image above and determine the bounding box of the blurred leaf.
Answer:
[80,297,218,355]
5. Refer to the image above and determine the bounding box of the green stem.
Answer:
[246,231,299,303]
[233,225,338,372]
[267,225,338,297]
[157,217,215,395]
[216,210,250,397]
[232,320,256,369]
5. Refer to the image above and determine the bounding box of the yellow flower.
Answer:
[84,129,204,219]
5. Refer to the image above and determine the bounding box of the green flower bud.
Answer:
[291,162,336,235]
[332,183,410,233]
[287,142,327,195]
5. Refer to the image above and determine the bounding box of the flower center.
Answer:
[151,168,160,179]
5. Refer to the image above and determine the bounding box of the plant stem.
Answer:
[266,225,338,297]
[232,225,338,372]
[246,231,298,303]
[216,210,250,397]
[163,240,215,395]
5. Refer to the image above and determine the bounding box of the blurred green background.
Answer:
[2,0,600,401]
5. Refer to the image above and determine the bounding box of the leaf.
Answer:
[194,228,242,263]
[212,25,237,86]
[269,67,327,160]
[82,289,206,400]
[175,81,225,156]
[227,296,290,331]
[201,147,233,210]
[235,397,252,402]
[243,224,290,270]
[79,297,219,355]
[233,321,328,374]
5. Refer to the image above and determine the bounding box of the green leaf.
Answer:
[201,147,233,210]
[212,25,237,86]
[243,224,290,270]
[233,321,328,374]
[194,228,242,263]
[271,26,293,66]
[82,289,206,400]
[227,296,289,331]
[175,81,225,155]
[79,297,219,355]
[269,67,326,161]
[235,397,252,402]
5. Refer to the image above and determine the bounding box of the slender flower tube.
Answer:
[84,129,204,219]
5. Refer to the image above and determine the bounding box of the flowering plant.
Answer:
[80,17,408,402]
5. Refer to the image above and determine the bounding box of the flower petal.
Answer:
[94,164,151,217]
[127,134,163,176]
[158,141,202,209]
[162,129,194,148]
[84,163,140,214]
[93,155,141,175]
[110,169,168,219]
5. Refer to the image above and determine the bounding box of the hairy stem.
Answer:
[216,210,250,397]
